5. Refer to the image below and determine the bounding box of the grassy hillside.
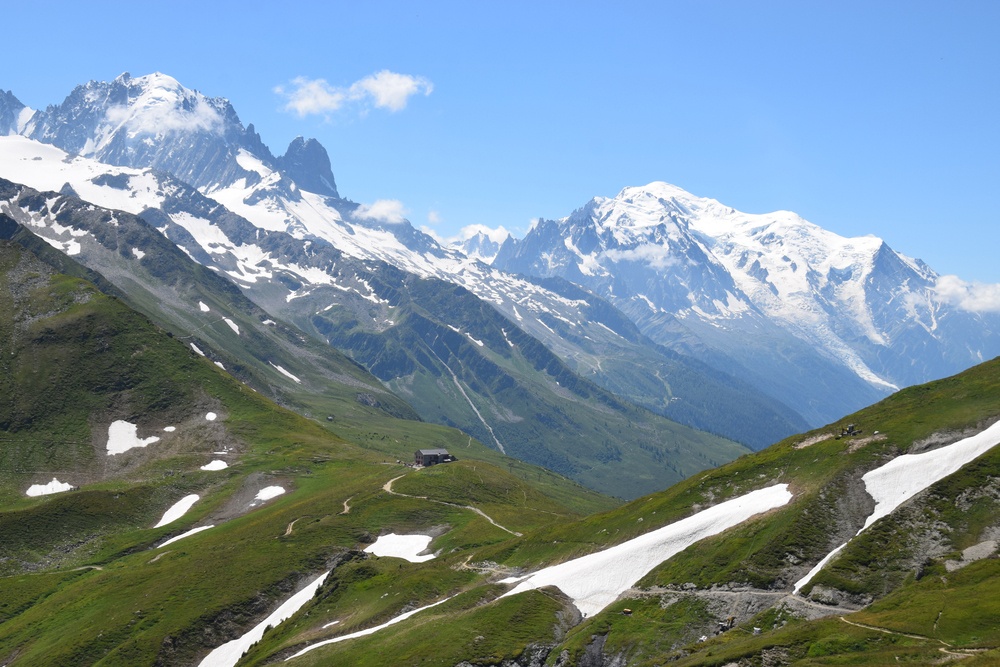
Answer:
[0,239,616,665]
[229,355,1000,667]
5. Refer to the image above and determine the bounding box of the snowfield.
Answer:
[285,596,455,661]
[158,525,214,548]
[794,419,1000,593]
[254,486,285,502]
[26,478,74,496]
[363,533,435,562]
[106,420,160,455]
[154,494,200,528]
[200,570,331,667]
[500,484,793,617]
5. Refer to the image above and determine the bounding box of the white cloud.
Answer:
[274,77,347,117]
[105,97,223,135]
[276,70,432,117]
[427,210,442,225]
[418,223,511,246]
[456,224,512,244]
[355,199,408,224]
[933,275,1000,312]
[349,70,433,112]
[602,244,680,271]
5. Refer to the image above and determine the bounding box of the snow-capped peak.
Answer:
[95,73,225,150]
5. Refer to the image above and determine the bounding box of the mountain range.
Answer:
[2,71,1000,666]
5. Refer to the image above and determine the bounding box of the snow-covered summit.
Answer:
[494,180,1000,409]
[16,73,277,192]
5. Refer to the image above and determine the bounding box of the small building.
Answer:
[414,448,456,467]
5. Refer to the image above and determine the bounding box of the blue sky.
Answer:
[4,1,999,280]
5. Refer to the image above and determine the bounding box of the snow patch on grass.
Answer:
[106,420,161,455]
[200,460,228,471]
[501,484,792,617]
[269,362,302,383]
[159,525,214,548]
[26,478,74,496]
[200,570,330,667]
[254,486,285,502]
[154,495,200,528]
[794,419,1000,593]
[363,534,435,562]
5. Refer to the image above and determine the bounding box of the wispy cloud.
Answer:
[355,199,408,224]
[933,275,1000,312]
[275,70,433,117]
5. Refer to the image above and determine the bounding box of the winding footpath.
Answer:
[383,475,522,536]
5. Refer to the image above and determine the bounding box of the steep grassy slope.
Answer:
[0,240,616,665]
[248,356,1000,667]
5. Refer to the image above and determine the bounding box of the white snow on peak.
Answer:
[154,494,200,528]
[0,137,165,213]
[95,73,224,153]
[26,478,74,497]
[234,149,273,178]
[106,420,161,455]
[559,181,912,389]
[501,484,792,617]
[363,533,436,562]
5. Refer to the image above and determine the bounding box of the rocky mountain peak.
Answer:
[277,136,339,198]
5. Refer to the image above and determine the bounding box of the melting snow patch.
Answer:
[214,361,225,370]
[500,484,792,617]
[364,534,435,562]
[269,362,302,383]
[106,420,161,455]
[285,595,455,660]
[159,525,214,548]
[200,460,228,471]
[26,478,74,497]
[200,570,330,667]
[164,426,176,432]
[254,486,285,502]
[191,343,205,356]
[131,247,146,259]
[205,412,218,421]
[794,419,1000,593]
[222,317,240,335]
[154,494,200,528]
[199,301,211,312]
